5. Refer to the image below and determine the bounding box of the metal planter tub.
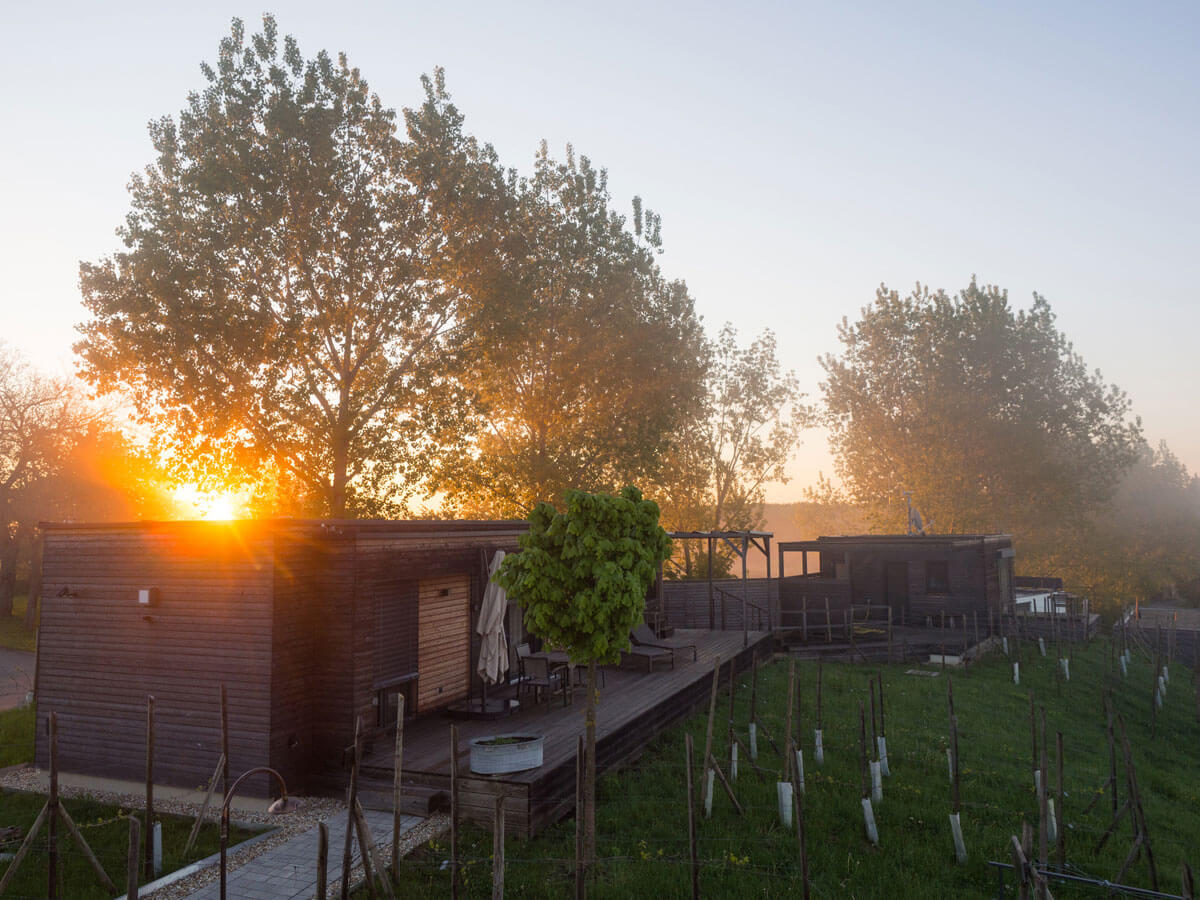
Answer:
[468,734,544,774]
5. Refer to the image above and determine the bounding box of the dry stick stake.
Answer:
[707,751,744,815]
[814,660,825,765]
[341,716,363,900]
[949,713,966,864]
[701,657,721,812]
[220,684,230,799]
[868,679,881,803]
[353,799,390,900]
[858,701,878,845]
[144,694,156,882]
[1028,692,1039,795]
[877,672,890,776]
[391,694,405,880]
[1038,710,1049,900]
[127,817,141,900]
[784,658,796,782]
[1183,863,1195,900]
[184,753,225,858]
[316,822,329,900]
[48,709,59,899]
[0,801,49,895]
[576,735,585,900]
[492,785,505,900]
[728,658,737,776]
[1114,714,1160,890]
[1010,832,1031,900]
[749,653,759,760]
[451,724,460,900]
[1056,731,1066,866]
[59,804,117,893]
[791,770,811,900]
[684,733,699,900]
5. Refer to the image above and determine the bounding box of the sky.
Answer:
[2,1,1197,502]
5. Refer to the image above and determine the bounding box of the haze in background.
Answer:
[3,1,1196,499]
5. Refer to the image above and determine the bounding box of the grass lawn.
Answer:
[382,637,1199,898]
[0,593,37,652]
[0,790,260,898]
[0,703,35,767]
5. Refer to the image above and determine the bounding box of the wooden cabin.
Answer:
[776,534,1015,629]
[34,519,526,797]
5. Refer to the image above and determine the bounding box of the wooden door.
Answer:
[885,562,909,615]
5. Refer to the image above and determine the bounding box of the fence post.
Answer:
[144,695,155,882]
[685,733,699,900]
[492,784,505,900]
[127,817,141,900]
[392,694,405,879]
[316,822,328,900]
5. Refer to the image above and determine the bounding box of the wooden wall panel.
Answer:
[36,525,276,794]
[417,575,471,712]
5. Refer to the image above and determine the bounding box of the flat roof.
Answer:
[778,533,1012,551]
[39,518,529,536]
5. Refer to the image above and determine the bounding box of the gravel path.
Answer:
[0,765,448,899]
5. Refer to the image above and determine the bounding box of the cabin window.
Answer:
[926,561,950,594]
[377,678,416,727]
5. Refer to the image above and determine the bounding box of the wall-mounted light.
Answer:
[138,588,159,607]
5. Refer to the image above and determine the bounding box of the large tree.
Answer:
[654,324,812,577]
[78,17,469,517]
[820,279,1142,543]
[405,97,709,516]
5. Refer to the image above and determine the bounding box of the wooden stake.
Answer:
[792,771,810,900]
[707,753,744,815]
[451,724,460,900]
[144,694,155,882]
[816,660,823,730]
[701,657,720,806]
[59,803,117,893]
[727,658,737,773]
[184,753,225,858]
[1028,691,1038,789]
[127,816,141,900]
[949,714,960,813]
[576,734,585,900]
[858,702,868,799]
[887,607,893,663]
[1056,731,1065,865]
[352,801,384,900]
[684,733,699,900]
[220,684,229,799]
[825,597,832,644]
[492,785,505,900]
[877,673,886,738]
[49,710,59,899]
[0,801,48,895]
[750,654,759,723]
[784,658,796,780]
[342,716,363,900]
[869,678,879,760]
[1038,709,1049,896]
[392,694,405,879]
[316,822,328,900]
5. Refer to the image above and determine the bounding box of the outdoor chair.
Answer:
[623,643,675,673]
[631,623,698,663]
[515,642,531,685]
[522,655,567,711]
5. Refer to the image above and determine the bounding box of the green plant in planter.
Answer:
[496,486,670,873]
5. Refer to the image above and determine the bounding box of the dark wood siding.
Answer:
[373,578,419,687]
[36,523,275,794]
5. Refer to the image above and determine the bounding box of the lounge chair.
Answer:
[625,643,674,672]
[631,623,698,663]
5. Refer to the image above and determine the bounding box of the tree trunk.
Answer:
[0,526,17,618]
[330,431,349,519]
[585,660,598,870]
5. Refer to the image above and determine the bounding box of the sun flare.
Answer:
[172,484,245,520]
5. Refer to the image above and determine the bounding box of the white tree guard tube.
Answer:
[1002,636,1009,656]
[1061,658,1070,681]
[862,797,879,846]
[777,781,793,828]
[795,749,805,794]
[749,722,758,761]
[1034,769,1041,795]
[1038,638,1047,657]
[1119,656,1128,677]
[704,769,715,818]
[1013,662,1020,685]
[877,736,890,776]
[814,729,825,765]
[732,742,739,781]
[946,748,955,784]
[1162,665,1170,685]
[870,760,883,803]
[1047,799,1057,843]
[949,812,967,864]
[1155,685,1163,710]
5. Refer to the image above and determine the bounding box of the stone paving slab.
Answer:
[184,809,421,900]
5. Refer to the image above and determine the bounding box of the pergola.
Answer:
[660,530,773,648]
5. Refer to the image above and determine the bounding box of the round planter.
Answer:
[469,734,545,775]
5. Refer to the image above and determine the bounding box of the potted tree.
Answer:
[496,486,670,875]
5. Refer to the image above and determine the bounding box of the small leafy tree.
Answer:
[495,485,671,870]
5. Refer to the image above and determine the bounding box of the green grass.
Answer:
[0,593,37,652]
[0,790,261,898]
[382,639,1200,898]
[0,704,35,767]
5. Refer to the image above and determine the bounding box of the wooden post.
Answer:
[816,661,823,731]
[451,724,460,900]
[877,673,886,739]
[144,695,155,882]
[727,658,737,773]
[949,714,960,814]
[392,694,405,879]
[1038,709,1048,897]
[59,804,118,893]
[48,710,59,900]
[316,822,328,900]
[750,654,758,724]
[220,684,229,799]
[869,679,878,760]
[342,716,363,900]
[701,657,720,806]
[492,785,505,900]
[784,658,796,782]
[351,802,384,900]
[576,734,584,900]
[127,816,141,900]
[1056,731,1065,865]
[685,733,699,900]
[0,801,48,896]
[1028,691,1038,790]
[792,771,810,900]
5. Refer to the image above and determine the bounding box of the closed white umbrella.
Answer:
[476,550,509,684]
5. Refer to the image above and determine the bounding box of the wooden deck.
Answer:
[358,629,771,836]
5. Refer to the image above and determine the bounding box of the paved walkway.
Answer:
[184,809,422,900]
[0,648,34,710]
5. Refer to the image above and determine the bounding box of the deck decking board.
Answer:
[356,629,770,836]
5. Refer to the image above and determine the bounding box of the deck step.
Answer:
[357,781,448,816]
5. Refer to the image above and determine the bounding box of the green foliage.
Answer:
[820,278,1142,541]
[77,16,470,517]
[496,487,671,665]
[0,703,34,766]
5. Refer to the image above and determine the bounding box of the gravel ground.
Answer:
[0,765,448,899]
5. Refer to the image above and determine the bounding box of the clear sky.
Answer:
[3,1,1197,501]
